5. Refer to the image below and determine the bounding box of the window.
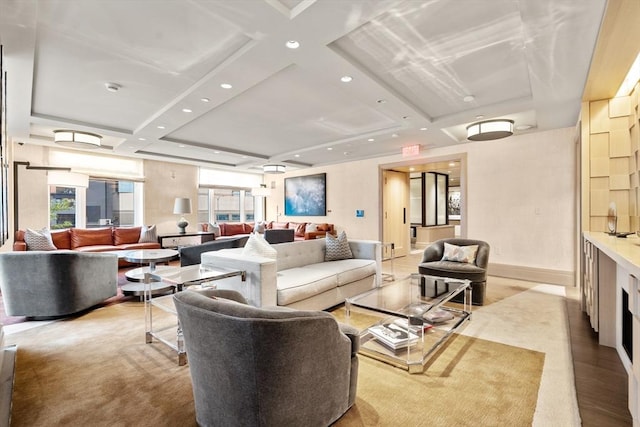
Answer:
[198,187,261,224]
[86,178,137,227]
[50,186,78,229]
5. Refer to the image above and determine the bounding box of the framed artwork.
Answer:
[448,187,461,220]
[285,173,326,216]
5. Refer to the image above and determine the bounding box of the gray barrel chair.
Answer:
[173,289,359,427]
[0,251,118,318]
[418,238,490,305]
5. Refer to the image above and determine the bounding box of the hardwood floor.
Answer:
[385,252,633,426]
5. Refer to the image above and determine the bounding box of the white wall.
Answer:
[267,127,576,275]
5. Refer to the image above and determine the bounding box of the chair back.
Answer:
[421,238,490,268]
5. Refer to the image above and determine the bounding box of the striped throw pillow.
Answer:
[325,231,353,261]
[24,227,57,251]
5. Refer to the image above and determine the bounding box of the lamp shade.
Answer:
[466,119,514,141]
[173,198,192,214]
[54,130,102,149]
[47,171,89,188]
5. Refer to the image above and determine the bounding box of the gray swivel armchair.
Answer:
[0,251,118,318]
[173,289,359,427]
[418,238,490,305]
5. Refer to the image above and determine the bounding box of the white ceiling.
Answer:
[1,0,608,174]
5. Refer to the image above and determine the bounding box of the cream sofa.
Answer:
[201,238,381,310]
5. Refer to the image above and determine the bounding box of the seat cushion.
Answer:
[418,260,487,283]
[277,267,338,306]
[309,259,376,287]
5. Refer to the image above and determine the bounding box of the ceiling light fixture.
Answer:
[340,76,353,83]
[286,40,300,49]
[367,138,375,142]
[157,125,165,129]
[420,127,428,131]
[263,164,286,174]
[182,108,192,113]
[466,119,514,141]
[201,97,210,102]
[463,95,475,102]
[53,130,102,149]
[220,83,232,89]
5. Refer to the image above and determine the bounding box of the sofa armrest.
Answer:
[349,239,382,286]
[201,250,278,307]
[12,242,26,251]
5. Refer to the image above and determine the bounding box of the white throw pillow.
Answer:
[241,233,277,259]
[325,231,353,261]
[24,227,57,251]
[254,221,266,234]
[441,242,479,264]
[138,225,157,243]
[305,223,318,233]
[208,223,221,237]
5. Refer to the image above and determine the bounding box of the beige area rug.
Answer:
[4,281,567,427]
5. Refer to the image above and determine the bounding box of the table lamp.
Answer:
[173,197,192,234]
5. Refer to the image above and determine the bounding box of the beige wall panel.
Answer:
[591,189,610,216]
[591,133,610,157]
[590,156,610,177]
[631,171,639,190]
[591,217,606,232]
[591,176,610,190]
[631,187,637,216]
[610,116,630,131]
[631,216,639,233]
[618,215,631,232]
[590,100,610,133]
[611,157,630,175]
[610,129,631,157]
[610,174,630,190]
[610,96,630,118]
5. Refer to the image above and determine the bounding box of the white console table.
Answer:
[582,231,640,423]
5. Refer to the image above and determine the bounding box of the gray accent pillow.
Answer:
[24,227,57,251]
[138,225,157,243]
[325,231,353,261]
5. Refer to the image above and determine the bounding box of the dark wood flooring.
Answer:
[566,293,633,426]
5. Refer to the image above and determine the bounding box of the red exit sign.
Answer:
[402,144,420,157]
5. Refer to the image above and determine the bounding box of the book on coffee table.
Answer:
[368,323,420,350]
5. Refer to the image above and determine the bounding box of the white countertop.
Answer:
[583,231,640,276]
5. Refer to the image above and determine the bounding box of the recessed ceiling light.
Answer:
[294,154,300,158]
[327,147,333,151]
[286,40,300,49]
[182,108,192,113]
[391,133,399,138]
[105,82,121,92]
[475,115,484,120]
[340,76,353,83]
[138,137,146,141]
[201,97,210,102]
[409,167,415,172]
[420,127,428,131]
[463,95,475,103]
[214,151,220,154]
[157,125,165,129]
[178,144,185,148]
[367,138,375,142]
[220,83,232,89]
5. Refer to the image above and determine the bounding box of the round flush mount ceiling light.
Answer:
[54,130,102,149]
[466,119,514,141]
[263,164,286,174]
[340,75,353,83]
[285,40,300,49]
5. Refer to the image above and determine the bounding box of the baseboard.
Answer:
[488,263,575,287]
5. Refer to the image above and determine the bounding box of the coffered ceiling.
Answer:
[0,0,611,174]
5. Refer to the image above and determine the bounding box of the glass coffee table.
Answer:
[144,264,246,365]
[345,273,472,373]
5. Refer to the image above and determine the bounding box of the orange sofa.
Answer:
[13,227,161,266]
[204,221,336,241]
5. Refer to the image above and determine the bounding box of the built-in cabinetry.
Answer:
[583,231,640,423]
[157,231,216,249]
